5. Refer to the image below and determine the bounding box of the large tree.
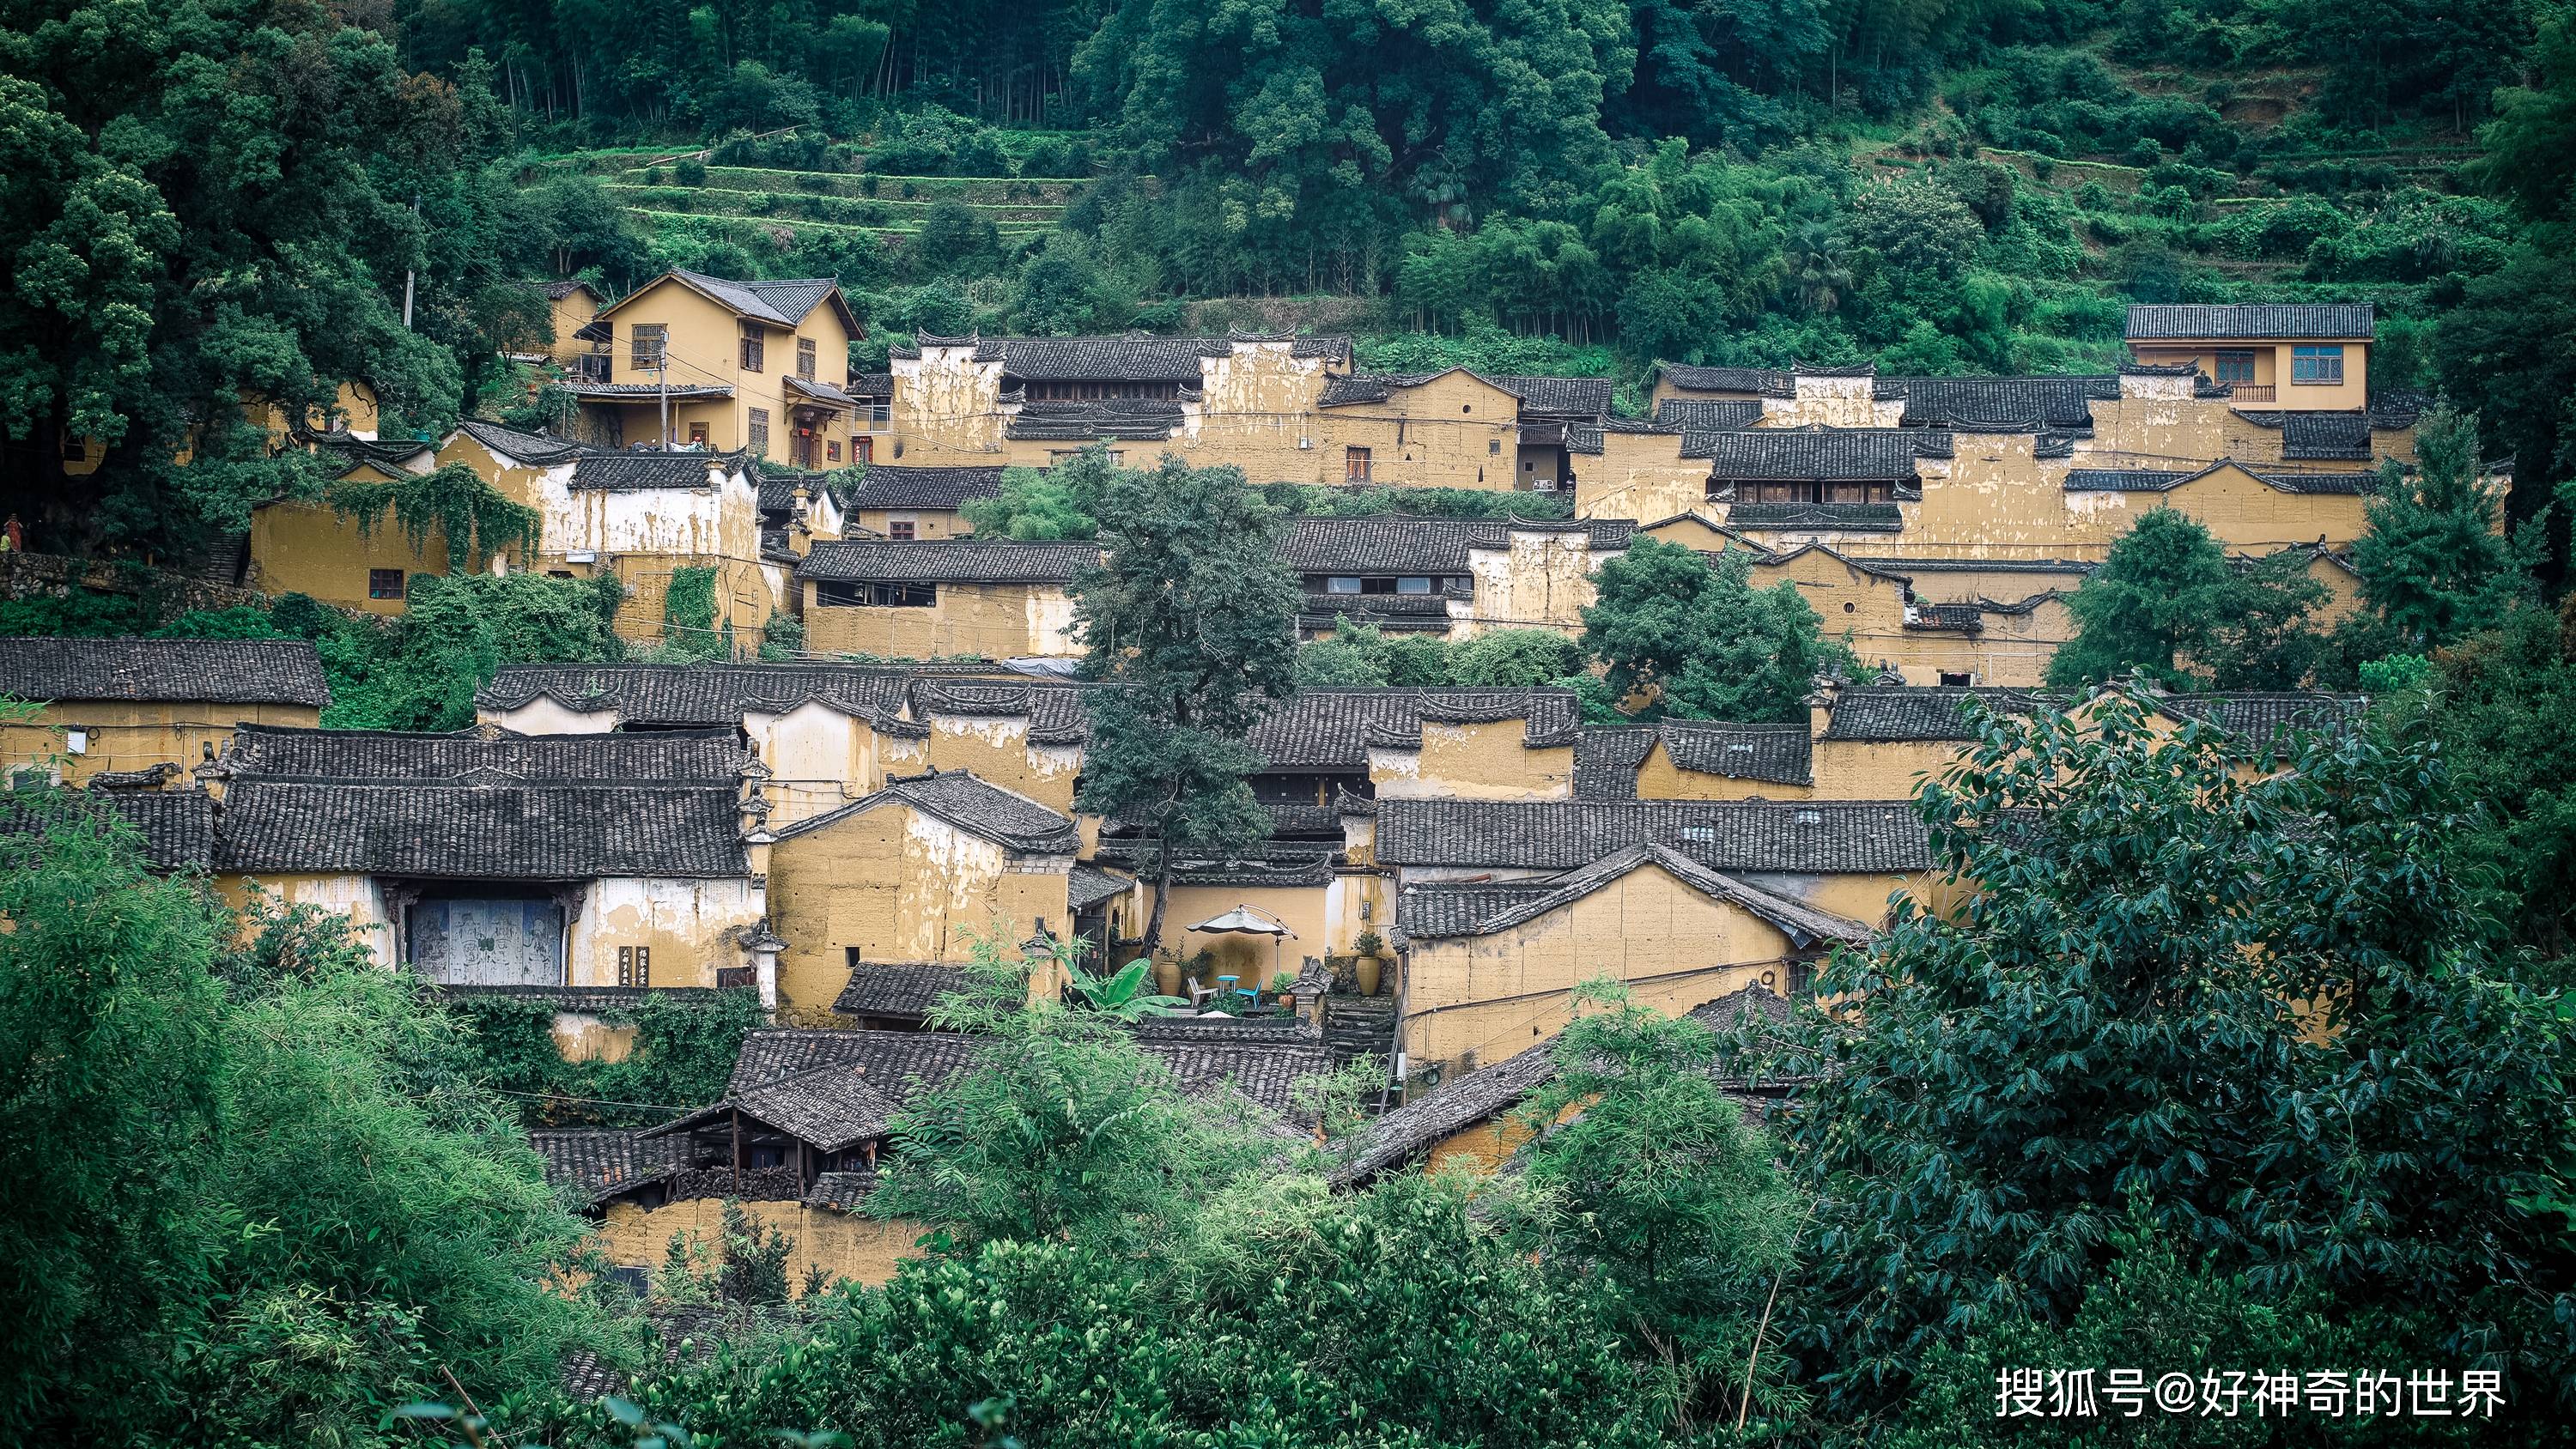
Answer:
[1069,455,1300,956]
[2046,506,2330,688]
[1580,538,1855,721]
[1765,693,2576,1415]
[2353,403,2538,648]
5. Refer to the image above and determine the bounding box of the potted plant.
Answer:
[1352,931,1385,997]
[1269,970,1297,1006]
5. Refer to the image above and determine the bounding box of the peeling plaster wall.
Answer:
[1400,862,1805,1075]
[750,701,882,827]
[1756,376,1904,428]
[922,712,1080,814]
[1573,432,1710,522]
[886,344,1008,460]
[569,876,765,989]
[221,871,398,967]
[765,801,1072,1020]
[1460,532,1614,636]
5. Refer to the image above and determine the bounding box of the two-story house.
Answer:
[565,270,868,469]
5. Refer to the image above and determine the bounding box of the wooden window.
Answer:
[1938,671,1972,687]
[688,421,708,446]
[2215,349,2257,385]
[796,336,817,379]
[2291,345,2343,385]
[747,407,770,458]
[629,324,666,372]
[1395,577,1432,595]
[1345,446,1371,482]
[854,435,873,464]
[738,321,765,373]
[368,569,406,600]
[617,945,651,987]
[826,440,841,463]
[817,580,936,607]
[1326,576,1363,594]
[888,518,916,540]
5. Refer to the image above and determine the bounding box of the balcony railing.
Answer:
[2229,383,2275,403]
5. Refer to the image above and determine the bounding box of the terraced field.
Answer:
[544,150,1086,239]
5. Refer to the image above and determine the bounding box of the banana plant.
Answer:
[1066,958,1188,1019]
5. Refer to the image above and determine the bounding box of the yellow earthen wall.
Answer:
[1373,718,1576,801]
[1399,862,1807,1075]
[802,581,1073,660]
[597,1197,927,1288]
[5,700,320,785]
[247,497,458,615]
[765,801,1070,1020]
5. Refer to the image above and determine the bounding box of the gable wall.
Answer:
[766,802,1071,1021]
[801,580,1077,660]
[6,700,321,786]
[1372,718,1575,801]
[1399,862,1804,1076]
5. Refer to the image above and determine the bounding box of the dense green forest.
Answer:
[6,0,2576,557]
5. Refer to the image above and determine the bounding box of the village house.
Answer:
[1289,516,1632,640]
[246,419,840,646]
[0,637,331,785]
[839,464,1006,539]
[562,270,870,468]
[545,1020,1334,1289]
[1327,982,1800,1186]
[2123,303,2375,410]
[1369,797,1935,1079]
[504,279,609,371]
[797,538,1095,659]
[199,722,781,1002]
[763,767,1083,1022]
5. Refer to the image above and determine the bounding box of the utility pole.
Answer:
[657,355,671,448]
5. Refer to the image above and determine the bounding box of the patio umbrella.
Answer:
[1186,906,1296,996]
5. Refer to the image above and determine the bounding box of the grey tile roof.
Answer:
[647,1064,900,1154]
[797,539,1098,584]
[1652,397,1765,430]
[1327,981,1798,1185]
[2154,691,2365,742]
[2126,303,2374,340]
[3,786,218,871]
[845,464,1009,511]
[908,680,1096,743]
[529,1129,685,1206]
[670,269,843,328]
[216,778,749,878]
[1874,375,2117,432]
[454,418,588,466]
[727,1026,1331,1120]
[221,724,748,782]
[2064,468,2190,492]
[1572,727,1655,800]
[1726,502,1905,532]
[1653,721,1814,785]
[557,380,735,401]
[1069,863,1133,912]
[1491,374,1613,416]
[1849,556,2096,577]
[1364,689,1583,750]
[1297,592,1457,634]
[1656,364,1794,397]
[1376,798,1932,873]
[754,464,824,515]
[1400,843,1870,943]
[775,768,1078,854]
[477,661,980,726]
[0,637,331,709]
[832,961,974,1020]
[1284,517,1631,574]
[2276,412,2376,461]
[1820,686,2046,742]
[1700,428,1936,480]
[1248,688,1583,770]
[1002,398,1185,441]
[569,452,727,491]
[805,1168,879,1210]
[1908,603,1984,633]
